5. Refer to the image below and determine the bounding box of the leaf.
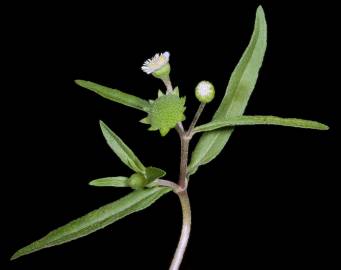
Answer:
[11,187,171,260]
[100,121,146,174]
[89,176,129,187]
[188,6,267,175]
[144,167,166,182]
[193,116,329,133]
[75,80,150,112]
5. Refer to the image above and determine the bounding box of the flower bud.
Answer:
[195,81,215,103]
[128,173,148,189]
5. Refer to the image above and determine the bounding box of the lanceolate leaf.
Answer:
[11,187,171,260]
[188,6,267,175]
[89,176,129,187]
[193,116,329,133]
[100,121,146,174]
[75,80,150,112]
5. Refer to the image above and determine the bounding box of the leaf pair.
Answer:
[188,6,267,175]
[188,7,328,175]
[97,121,166,187]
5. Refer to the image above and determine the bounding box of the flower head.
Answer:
[195,81,215,103]
[142,52,170,81]
[141,52,170,74]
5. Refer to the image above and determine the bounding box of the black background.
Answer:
[1,1,338,269]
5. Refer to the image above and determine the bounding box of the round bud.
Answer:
[128,173,148,189]
[195,81,215,103]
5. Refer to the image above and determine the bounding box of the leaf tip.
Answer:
[99,120,106,129]
[99,121,110,138]
[256,5,264,15]
[74,79,85,86]
[10,251,21,261]
[320,124,330,130]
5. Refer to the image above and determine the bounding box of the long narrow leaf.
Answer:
[89,176,129,187]
[11,187,171,260]
[75,80,150,112]
[193,116,329,133]
[100,121,146,174]
[188,6,267,175]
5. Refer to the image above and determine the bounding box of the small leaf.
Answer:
[11,187,171,260]
[100,121,146,174]
[75,80,150,112]
[89,177,129,187]
[144,166,166,182]
[193,116,329,133]
[188,6,267,175]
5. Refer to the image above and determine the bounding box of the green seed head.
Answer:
[195,81,215,103]
[140,90,186,136]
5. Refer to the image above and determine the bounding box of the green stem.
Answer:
[169,190,191,270]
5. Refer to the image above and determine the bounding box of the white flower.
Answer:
[141,52,170,74]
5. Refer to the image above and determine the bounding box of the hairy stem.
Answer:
[169,191,191,270]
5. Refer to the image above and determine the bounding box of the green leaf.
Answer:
[100,121,146,174]
[75,80,150,112]
[144,167,166,182]
[193,116,329,133]
[89,176,129,187]
[188,6,267,175]
[11,187,171,260]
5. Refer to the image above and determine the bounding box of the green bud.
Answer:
[128,173,148,189]
[195,81,215,103]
